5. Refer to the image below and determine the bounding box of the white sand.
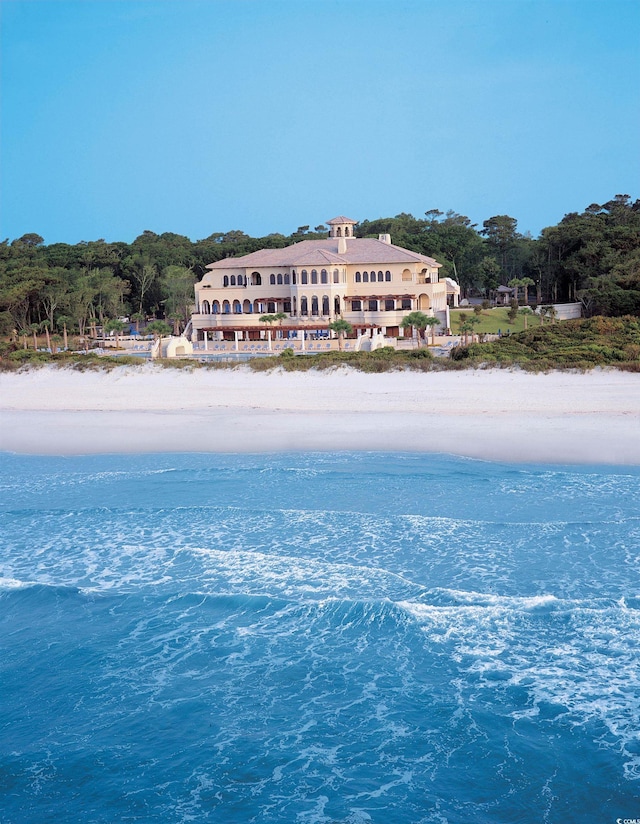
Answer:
[1,365,638,464]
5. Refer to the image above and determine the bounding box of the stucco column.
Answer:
[234,331,239,351]
[204,330,208,351]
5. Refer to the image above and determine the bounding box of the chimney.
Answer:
[378,233,391,244]
[338,236,347,254]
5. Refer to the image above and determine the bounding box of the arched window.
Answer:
[251,272,262,286]
[333,269,339,284]
[363,272,369,283]
[284,273,290,285]
[336,227,342,237]
[385,270,392,282]
[292,270,297,284]
[301,270,308,285]
[253,300,262,313]
[223,300,231,314]
[378,271,384,282]
[233,300,242,314]
[230,275,236,286]
[322,296,330,315]
[321,269,328,284]
[311,269,318,284]
[345,226,351,237]
[223,276,229,287]
[212,300,220,313]
[355,272,361,283]
[270,274,276,285]
[277,274,283,285]
[368,299,378,311]
[301,297,308,315]
[334,296,341,314]
[402,269,412,282]
[292,296,297,314]
[201,300,211,314]
[243,299,252,313]
[311,296,319,315]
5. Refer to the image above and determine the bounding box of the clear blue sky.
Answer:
[1,0,639,244]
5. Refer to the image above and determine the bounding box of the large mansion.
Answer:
[191,217,460,344]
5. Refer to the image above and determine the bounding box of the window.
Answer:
[301,270,308,285]
[368,299,378,311]
[355,271,361,283]
[333,269,339,284]
[385,299,395,311]
[233,300,242,314]
[267,302,276,313]
[291,272,296,284]
[237,275,244,286]
[322,296,330,315]
[301,297,308,315]
[311,269,318,284]
[402,298,412,310]
[284,274,290,285]
[363,272,369,283]
[278,274,283,285]
[311,296,319,315]
[251,272,262,286]
[243,299,252,313]
[352,300,361,311]
[230,275,236,286]
[223,276,229,287]
[402,269,412,282]
[321,269,328,284]
[378,271,384,282]
[212,301,220,314]
[283,300,291,313]
[385,270,392,282]
[223,300,231,314]
[334,296,341,314]
[270,274,276,285]
[201,300,211,314]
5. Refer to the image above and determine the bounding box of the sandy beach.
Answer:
[0,365,638,464]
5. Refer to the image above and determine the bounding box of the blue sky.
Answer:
[2,0,639,244]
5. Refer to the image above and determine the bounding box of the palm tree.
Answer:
[104,318,128,350]
[146,320,172,358]
[259,313,287,350]
[400,311,430,347]
[40,320,52,353]
[328,319,353,351]
[518,307,534,330]
[520,277,535,306]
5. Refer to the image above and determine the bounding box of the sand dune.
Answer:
[1,365,638,464]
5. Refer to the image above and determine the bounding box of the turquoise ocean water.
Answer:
[1,451,639,823]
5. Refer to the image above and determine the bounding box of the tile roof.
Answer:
[205,238,441,270]
[326,215,358,225]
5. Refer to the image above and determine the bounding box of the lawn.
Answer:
[450,307,543,335]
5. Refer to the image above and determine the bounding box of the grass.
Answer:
[449,316,640,371]
[2,317,639,373]
[450,307,543,335]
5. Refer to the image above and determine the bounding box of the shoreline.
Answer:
[1,365,639,465]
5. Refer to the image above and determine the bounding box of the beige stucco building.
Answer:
[191,217,459,345]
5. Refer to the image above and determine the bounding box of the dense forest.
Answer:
[1,195,638,337]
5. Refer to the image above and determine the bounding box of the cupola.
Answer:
[327,216,357,239]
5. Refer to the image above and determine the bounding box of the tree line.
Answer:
[1,194,638,337]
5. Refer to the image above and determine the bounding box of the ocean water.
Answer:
[1,451,639,824]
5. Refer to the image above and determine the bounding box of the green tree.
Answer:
[104,318,128,349]
[400,311,436,347]
[146,320,172,358]
[328,318,353,350]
